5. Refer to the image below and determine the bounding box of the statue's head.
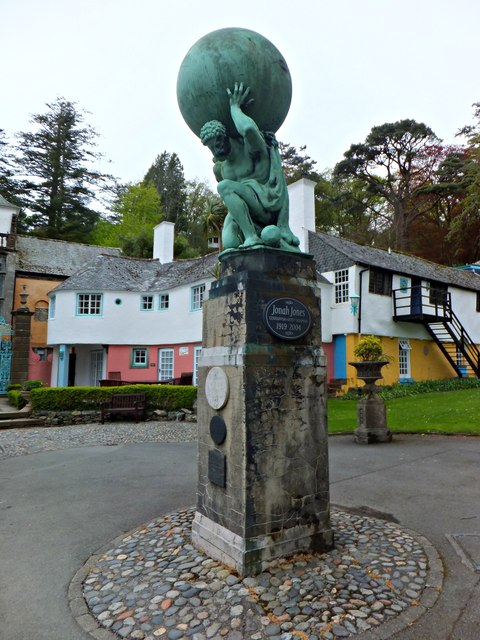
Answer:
[200,120,231,160]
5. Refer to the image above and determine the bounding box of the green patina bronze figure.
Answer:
[177,28,300,253]
[200,82,299,251]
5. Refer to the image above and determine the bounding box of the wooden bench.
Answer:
[100,393,146,424]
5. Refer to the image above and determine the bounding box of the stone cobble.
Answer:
[82,507,432,640]
[0,421,197,459]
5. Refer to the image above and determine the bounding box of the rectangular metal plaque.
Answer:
[208,449,226,487]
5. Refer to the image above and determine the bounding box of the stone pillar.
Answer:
[354,395,392,444]
[11,308,33,384]
[192,248,333,576]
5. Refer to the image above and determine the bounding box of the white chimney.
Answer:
[287,178,316,253]
[153,221,175,263]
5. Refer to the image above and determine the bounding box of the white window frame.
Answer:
[399,339,411,379]
[132,347,148,368]
[191,284,206,311]
[158,348,174,382]
[159,293,170,310]
[334,269,349,304]
[49,295,56,319]
[77,293,102,316]
[141,294,154,311]
[193,346,202,386]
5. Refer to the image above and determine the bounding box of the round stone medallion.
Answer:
[205,366,229,410]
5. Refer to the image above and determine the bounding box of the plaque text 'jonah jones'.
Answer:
[264,297,312,340]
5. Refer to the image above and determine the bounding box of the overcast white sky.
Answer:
[2,0,479,187]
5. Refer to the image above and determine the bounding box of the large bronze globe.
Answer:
[177,28,292,139]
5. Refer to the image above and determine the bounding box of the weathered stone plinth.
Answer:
[192,248,333,576]
[354,394,392,444]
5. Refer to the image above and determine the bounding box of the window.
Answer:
[49,295,56,319]
[428,281,448,306]
[369,269,392,296]
[34,301,49,322]
[399,339,411,379]
[159,293,169,310]
[77,293,102,315]
[334,269,349,304]
[132,347,148,367]
[191,284,206,310]
[193,346,202,385]
[159,348,174,381]
[477,292,480,313]
[141,295,154,311]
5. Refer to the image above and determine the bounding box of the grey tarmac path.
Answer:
[1,425,479,640]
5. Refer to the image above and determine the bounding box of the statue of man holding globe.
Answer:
[177,27,301,253]
[200,82,300,251]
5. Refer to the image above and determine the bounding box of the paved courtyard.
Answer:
[1,423,479,639]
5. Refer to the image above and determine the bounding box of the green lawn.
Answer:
[328,389,480,434]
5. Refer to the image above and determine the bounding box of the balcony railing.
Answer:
[393,286,452,322]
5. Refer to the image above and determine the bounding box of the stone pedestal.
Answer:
[192,248,333,576]
[354,394,392,444]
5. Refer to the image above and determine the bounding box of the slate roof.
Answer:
[0,194,19,209]
[53,251,219,292]
[15,236,122,277]
[309,231,480,292]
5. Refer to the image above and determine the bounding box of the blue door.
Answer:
[333,334,347,379]
[0,317,13,394]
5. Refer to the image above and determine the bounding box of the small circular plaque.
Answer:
[210,415,227,445]
[264,297,312,340]
[205,367,229,410]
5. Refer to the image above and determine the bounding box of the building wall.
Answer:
[106,343,200,382]
[14,275,63,384]
[48,280,211,347]
[343,334,458,390]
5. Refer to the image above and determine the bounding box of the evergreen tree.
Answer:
[15,98,112,241]
[0,129,20,205]
[144,152,187,232]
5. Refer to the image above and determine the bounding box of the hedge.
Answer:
[7,390,26,410]
[339,377,480,400]
[30,385,197,412]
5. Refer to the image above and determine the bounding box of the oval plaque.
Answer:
[264,297,312,340]
[205,367,229,410]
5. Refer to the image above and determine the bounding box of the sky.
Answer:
[2,0,480,188]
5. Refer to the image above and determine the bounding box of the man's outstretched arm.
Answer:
[227,83,265,154]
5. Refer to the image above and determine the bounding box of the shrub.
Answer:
[30,384,197,413]
[22,379,47,391]
[353,335,392,362]
[6,383,21,391]
[8,390,26,410]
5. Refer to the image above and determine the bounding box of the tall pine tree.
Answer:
[144,152,187,232]
[15,98,112,241]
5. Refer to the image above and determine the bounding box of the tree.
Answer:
[279,142,320,184]
[0,129,19,204]
[183,179,226,254]
[92,181,163,257]
[14,98,112,241]
[447,102,480,263]
[144,152,187,232]
[315,171,390,246]
[334,119,441,251]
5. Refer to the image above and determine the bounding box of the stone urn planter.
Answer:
[349,357,392,445]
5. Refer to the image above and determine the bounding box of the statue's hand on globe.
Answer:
[227,82,254,111]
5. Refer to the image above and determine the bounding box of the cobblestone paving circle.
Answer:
[74,506,443,640]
